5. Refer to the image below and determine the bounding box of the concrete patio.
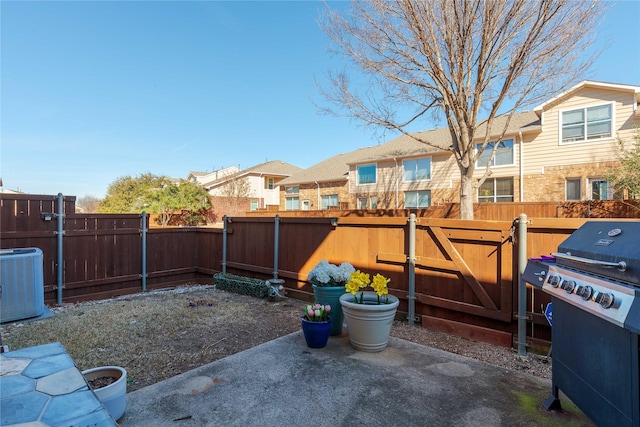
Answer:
[119,332,594,427]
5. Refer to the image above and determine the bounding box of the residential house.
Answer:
[278,81,640,210]
[194,161,302,219]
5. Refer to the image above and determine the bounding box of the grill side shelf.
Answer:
[522,260,551,290]
[624,295,640,335]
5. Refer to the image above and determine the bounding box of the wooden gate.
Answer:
[378,218,515,346]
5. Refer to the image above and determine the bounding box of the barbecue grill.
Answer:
[522,221,640,427]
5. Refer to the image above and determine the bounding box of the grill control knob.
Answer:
[575,285,593,301]
[547,275,561,288]
[595,292,615,309]
[560,280,576,294]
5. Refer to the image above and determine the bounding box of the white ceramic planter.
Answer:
[82,366,127,421]
[339,291,399,352]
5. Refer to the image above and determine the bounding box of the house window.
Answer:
[321,194,339,209]
[250,200,259,211]
[301,200,310,210]
[357,196,378,209]
[403,158,431,182]
[405,190,431,208]
[357,164,377,185]
[566,178,582,201]
[285,186,299,194]
[478,178,514,202]
[267,178,275,190]
[589,178,613,200]
[285,197,299,210]
[476,139,514,167]
[561,104,612,143]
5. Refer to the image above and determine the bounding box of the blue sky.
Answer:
[1,0,639,199]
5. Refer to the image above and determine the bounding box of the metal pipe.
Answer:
[408,213,416,326]
[222,215,229,274]
[273,215,280,279]
[141,211,147,292]
[56,193,64,305]
[517,213,528,357]
[519,131,524,202]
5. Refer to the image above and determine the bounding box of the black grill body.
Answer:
[522,221,640,427]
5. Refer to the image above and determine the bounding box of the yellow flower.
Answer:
[343,268,392,304]
[371,273,390,297]
[346,270,369,295]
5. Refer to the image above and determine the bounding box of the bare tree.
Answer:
[77,195,101,213]
[218,171,254,214]
[319,0,605,219]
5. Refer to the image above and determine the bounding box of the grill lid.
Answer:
[555,221,639,286]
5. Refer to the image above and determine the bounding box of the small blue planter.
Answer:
[301,316,332,348]
[312,285,346,336]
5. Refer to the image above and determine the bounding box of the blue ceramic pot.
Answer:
[301,316,332,348]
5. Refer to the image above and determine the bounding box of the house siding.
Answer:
[349,153,461,208]
[471,85,638,203]
[524,87,636,175]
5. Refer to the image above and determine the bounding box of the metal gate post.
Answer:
[141,211,147,292]
[517,213,528,357]
[222,216,229,274]
[273,215,280,280]
[56,193,64,305]
[408,213,416,326]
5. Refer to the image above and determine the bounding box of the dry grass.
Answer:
[1,285,551,393]
[0,286,305,391]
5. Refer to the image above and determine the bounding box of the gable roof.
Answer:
[242,160,303,176]
[202,160,302,189]
[279,110,540,186]
[533,80,640,113]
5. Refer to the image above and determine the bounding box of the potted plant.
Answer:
[339,270,399,352]
[307,260,354,336]
[82,366,127,421]
[300,303,332,349]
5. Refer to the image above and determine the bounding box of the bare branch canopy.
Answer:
[318,0,606,219]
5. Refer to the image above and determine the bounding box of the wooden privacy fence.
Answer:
[221,215,601,349]
[2,193,627,350]
[0,194,222,302]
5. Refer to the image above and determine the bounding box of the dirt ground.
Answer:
[0,285,551,392]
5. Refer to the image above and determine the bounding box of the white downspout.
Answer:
[519,132,524,202]
[394,158,399,208]
[259,173,264,208]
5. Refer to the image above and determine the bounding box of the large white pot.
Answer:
[339,291,399,352]
[82,366,127,421]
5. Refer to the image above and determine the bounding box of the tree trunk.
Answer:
[459,175,475,220]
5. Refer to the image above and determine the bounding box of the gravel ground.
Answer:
[0,285,550,392]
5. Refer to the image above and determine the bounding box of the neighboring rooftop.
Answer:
[201,160,303,189]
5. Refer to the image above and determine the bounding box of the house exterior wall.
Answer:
[246,175,282,208]
[280,181,349,210]
[471,85,638,203]
[522,87,636,176]
[209,174,289,211]
[348,153,461,208]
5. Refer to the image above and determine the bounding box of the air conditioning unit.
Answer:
[1,248,45,323]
